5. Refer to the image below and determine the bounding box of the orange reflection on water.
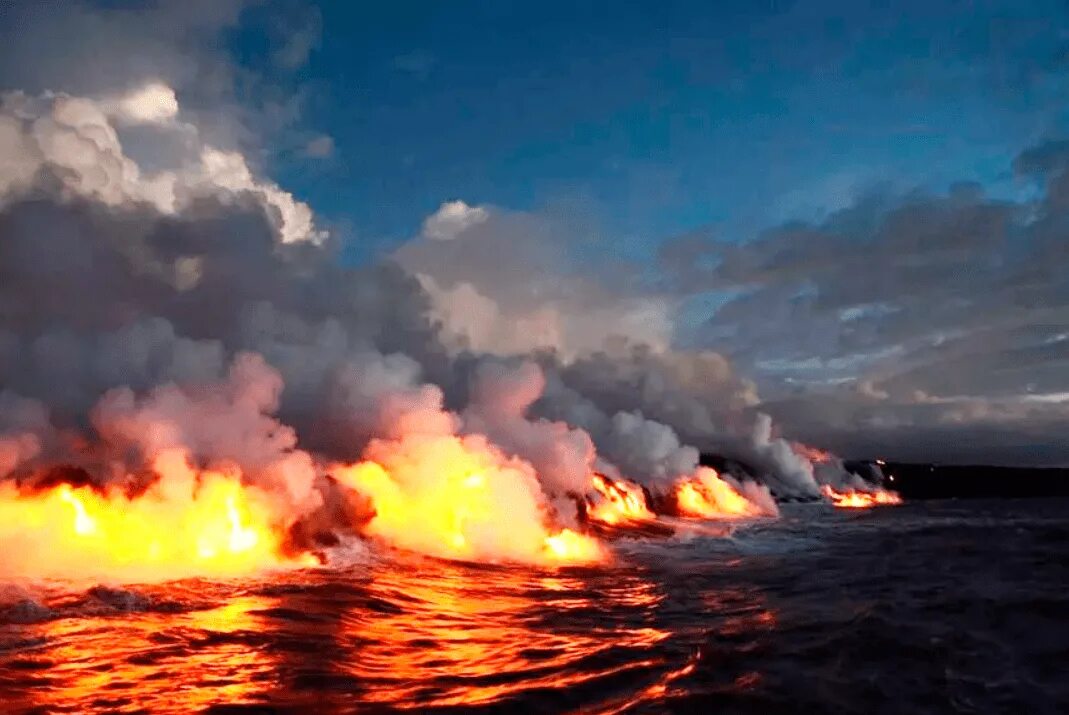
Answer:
[0,556,777,713]
[337,555,671,709]
[1,590,286,714]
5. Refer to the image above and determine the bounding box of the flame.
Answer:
[57,486,97,535]
[587,473,655,525]
[543,528,605,562]
[792,442,834,464]
[332,434,606,566]
[822,484,903,508]
[673,467,768,519]
[0,449,312,581]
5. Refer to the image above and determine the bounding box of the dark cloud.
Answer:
[0,188,443,424]
[0,0,247,98]
[0,0,332,163]
[662,141,1069,464]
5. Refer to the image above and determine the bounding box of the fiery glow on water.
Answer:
[674,467,769,519]
[345,557,674,710]
[822,484,903,508]
[0,449,310,581]
[0,554,735,714]
[1,499,1060,714]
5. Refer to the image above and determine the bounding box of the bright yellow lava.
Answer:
[332,434,607,566]
[822,484,903,508]
[674,467,766,519]
[587,473,655,525]
[0,450,310,582]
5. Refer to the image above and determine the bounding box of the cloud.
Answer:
[302,134,335,158]
[104,82,180,125]
[0,86,448,462]
[536,339,761,450]
[398,202,674,359]
[0,85,325,244]
[271,7,322,70]
[420,200,489,240]
[0,0,329,179]
[662,144,1069,463]
[0,1,249,99]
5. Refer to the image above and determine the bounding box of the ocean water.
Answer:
[1,499,1067,714]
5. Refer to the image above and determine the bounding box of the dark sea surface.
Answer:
[1,498,1067,714]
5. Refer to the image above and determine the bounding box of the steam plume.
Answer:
[0,84,887,580]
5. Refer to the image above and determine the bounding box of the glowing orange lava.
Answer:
[793,442,834,464]
[331,434,606,566]
[822,484,903,508]
[674,467,767,519]
[587,473,655,525]
[0,449,312,582]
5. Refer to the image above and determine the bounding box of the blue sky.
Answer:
[232,0,1067,263]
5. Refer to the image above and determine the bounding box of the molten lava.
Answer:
[822,484,903,508]
[586,473,655,526]
[331,434,606,566]
[0,450,311,581]
[793,442,834,464]
[673,467,769,519]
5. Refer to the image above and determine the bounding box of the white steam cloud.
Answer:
[0,80,882,579]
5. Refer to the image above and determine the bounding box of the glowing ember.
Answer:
[587,473,655,525]
[822,484,903,508]
[673,467,770,519]
[332,434,606,566]
[0,450,311,581]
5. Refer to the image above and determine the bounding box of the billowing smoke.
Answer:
[0,81,883,581]
[395,202,676,359]
[0,392,47,479]
[460,360,598,523]
[90,352,320,511]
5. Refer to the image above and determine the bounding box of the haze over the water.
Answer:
[2,0,1068,467]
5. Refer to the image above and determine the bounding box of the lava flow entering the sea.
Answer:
[821,484,904,508]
